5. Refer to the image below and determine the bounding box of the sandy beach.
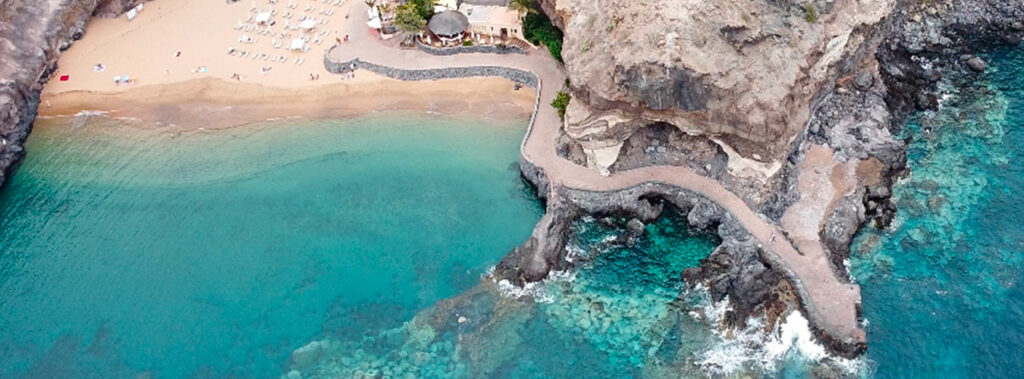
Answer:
[39,0,535,128]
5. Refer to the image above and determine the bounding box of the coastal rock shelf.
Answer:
[323,0,868,354]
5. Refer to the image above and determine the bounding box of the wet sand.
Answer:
[40,76,535,131]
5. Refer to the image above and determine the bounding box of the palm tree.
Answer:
[363,0,375,10]
[393,3,426,41]
[508,0,535,17]
[378,2,393,22]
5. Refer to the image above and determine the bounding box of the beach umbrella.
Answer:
[255,11,272,23]
[299,19,316,30]
[113,75,121,83]
[289,38,305,50]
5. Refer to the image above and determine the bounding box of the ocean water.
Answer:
[0,114,542,378]
[290,207,726,378]
[851,46,1024,377]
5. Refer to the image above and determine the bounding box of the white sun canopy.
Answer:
[255,12,271,23]
[289,38,305,50]
[299,19,316,30]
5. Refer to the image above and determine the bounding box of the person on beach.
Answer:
[770,230,777,245]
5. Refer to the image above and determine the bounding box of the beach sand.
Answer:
[40,0,535,128]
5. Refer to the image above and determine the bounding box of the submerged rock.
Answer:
[966,56,987,72]
[290,341,325,370]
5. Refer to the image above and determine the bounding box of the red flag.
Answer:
[59,75,69,81]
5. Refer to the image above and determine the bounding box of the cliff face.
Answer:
[543,0,895,171]
[0,0,142,187]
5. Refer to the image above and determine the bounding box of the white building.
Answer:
[458,4,523,41]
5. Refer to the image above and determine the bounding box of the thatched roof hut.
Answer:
[428,10,469,38]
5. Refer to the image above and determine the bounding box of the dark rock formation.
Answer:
[877,0,1024,118]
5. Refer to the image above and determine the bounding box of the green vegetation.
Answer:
[408,0,434,19]
[523,10,563,61]
[804,3,818,23]
[551,91,571,120]
[394,3,427,36]
[508,0,536,16]
[462,39,474,46]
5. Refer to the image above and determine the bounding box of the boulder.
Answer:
[966,56,987,72]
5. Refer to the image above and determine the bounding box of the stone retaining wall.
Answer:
[324,54,538,88]
[415,40,525,56]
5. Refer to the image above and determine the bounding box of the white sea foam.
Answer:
[492,269,575,304]
[689,285,865,376]
[73,110,109,117]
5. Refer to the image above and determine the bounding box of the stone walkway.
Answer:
[325,2,865,349]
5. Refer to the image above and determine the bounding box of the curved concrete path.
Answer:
[326,2,864,348]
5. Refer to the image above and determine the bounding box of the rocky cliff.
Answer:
[0,0,143,187]
[542,0,896,175]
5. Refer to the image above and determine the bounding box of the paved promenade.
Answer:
[326,2,865,348]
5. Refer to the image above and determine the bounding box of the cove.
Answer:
[0,114,541,377]
[852,47,1024,376]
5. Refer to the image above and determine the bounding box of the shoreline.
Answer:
[38,76,536,133]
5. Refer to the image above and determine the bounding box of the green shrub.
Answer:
[804,3,818,23]
[408,0,434,19]
[523,12,563,61]
[551,91,571,120]
[462,39,473,46]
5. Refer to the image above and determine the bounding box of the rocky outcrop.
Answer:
[540,0,896,172]
[0,0,144,188]
[877,0,1023,117]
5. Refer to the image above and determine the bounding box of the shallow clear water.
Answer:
[0,115,542,378]
[294,208,726,378]
[852,47,1024,377]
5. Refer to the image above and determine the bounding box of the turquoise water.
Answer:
[0,115,541,377]
[291,207,725,378]
[852,47,1024,377]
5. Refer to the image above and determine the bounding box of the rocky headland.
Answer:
[496,0,1023,356]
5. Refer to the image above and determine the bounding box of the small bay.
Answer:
[0,114,541,377]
